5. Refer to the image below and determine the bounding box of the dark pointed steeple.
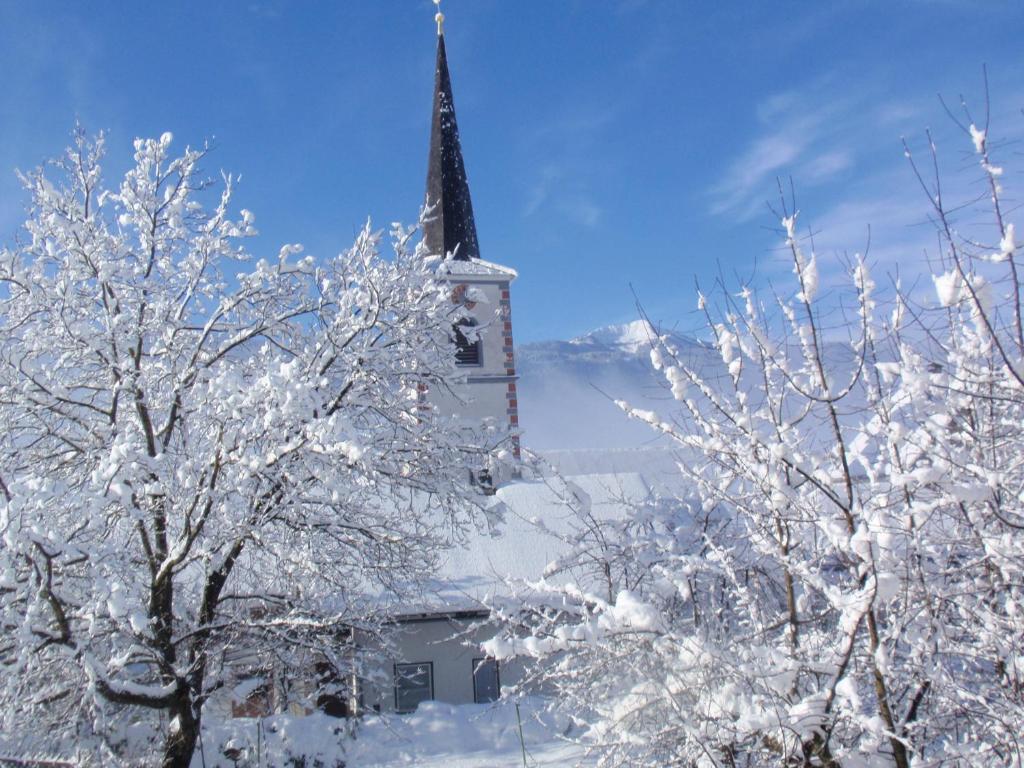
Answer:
[424,26,480,261]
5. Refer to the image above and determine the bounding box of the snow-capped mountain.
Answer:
[515,318,859,452]
[516,320,717,451]
[568,319,661,353]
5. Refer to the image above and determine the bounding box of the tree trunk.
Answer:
[162,695,200,768]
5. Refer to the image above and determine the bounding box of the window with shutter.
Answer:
[454,317,481,366]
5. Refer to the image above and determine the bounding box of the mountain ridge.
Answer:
[514,319,858,452]
[516,321,712,451]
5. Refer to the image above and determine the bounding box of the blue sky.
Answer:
[1,1,1022,342]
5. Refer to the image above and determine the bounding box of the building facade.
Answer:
[362,18,526,714]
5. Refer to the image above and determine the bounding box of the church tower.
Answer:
[424,4,520,459]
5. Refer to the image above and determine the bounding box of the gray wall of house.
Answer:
[204,617,535,718]
[360,616,528,713]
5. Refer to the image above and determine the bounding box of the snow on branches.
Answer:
[487,101,1024,766]
[0,130,496,766]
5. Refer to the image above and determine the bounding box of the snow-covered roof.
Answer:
[403,448,691,615]
[539,447,687,495]
[436,257,517,280]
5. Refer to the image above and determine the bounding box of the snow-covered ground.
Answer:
[349,700,590,767]
[196,699,591,768]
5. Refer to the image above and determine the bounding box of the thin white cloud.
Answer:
[707,74,959,229]
[709,126,811,219]
[524,165,563,217]
[518,101,615,230]
[756,89,804,122]
[523,165,602,229]
[805,150,853,183]
[809,189,933,271]
[247,2,282,19]
[562,196,602,228]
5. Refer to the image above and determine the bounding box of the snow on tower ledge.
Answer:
[437,258,517,279]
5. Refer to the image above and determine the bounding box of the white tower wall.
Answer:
[431,260,520,460]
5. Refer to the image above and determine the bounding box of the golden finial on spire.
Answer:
[433,0,444,36]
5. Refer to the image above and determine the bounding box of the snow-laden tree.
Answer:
[0,131,499,766]
[486,101,1024,766]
